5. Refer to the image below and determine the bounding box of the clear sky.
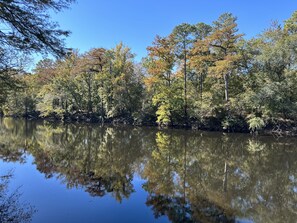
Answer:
[51,0,297,61]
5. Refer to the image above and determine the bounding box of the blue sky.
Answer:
[51,0,297,61]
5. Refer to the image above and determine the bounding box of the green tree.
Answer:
[171,23,197,123]
[242,15,297,122]
[109,43,143,119]
[199,13,243,103]
[145,35,183,125]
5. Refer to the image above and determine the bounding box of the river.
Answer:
[0,118,296,223]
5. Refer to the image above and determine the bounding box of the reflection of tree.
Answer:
[142,131,297,223]
[0,119,149,202]
[0,172,36,223]
[0,120,27,162]
[0,119,297,222]
[30,125,149,202]
[146,194,192,223]
[142,131,236,223]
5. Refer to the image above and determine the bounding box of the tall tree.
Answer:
[171,23,197,123]
[145,35,182,125]
[195,23,212,99]
[110,43,143,119]
[197,13,243,103]
[190,23,212,103]
[76,48,106,113]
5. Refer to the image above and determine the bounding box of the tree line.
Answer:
[1,10,297,132]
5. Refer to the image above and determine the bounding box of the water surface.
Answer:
[0,118,296,223]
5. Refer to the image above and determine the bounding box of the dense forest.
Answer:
[1,8,297,133]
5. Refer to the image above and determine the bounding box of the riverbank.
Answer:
[2,111,297,137]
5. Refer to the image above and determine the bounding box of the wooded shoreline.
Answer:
[2,12,297,137]
[3,113,297,136]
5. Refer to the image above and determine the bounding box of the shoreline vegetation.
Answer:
[2,113,297,136]
[2,10,297,136]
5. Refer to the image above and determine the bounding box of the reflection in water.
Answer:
[0,172,36,223]
[0,118,297,223]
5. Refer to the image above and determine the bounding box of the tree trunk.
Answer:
[183,135,187,203]
[200,73,203,102]
[223,162,228,192]
[224,73,229,102]
[87,72,93,113]
[184,44,188,124]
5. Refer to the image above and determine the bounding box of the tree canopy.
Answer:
[0,0,75,57]
[2,10,297,134]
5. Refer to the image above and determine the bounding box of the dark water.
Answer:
[0,118,296,223]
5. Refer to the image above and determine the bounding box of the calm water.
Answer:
[0,118,296,223]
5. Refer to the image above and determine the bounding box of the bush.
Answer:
[247,116,266,133]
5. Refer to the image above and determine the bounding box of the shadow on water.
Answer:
[0,118,297,223]
[0,171,36,223]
